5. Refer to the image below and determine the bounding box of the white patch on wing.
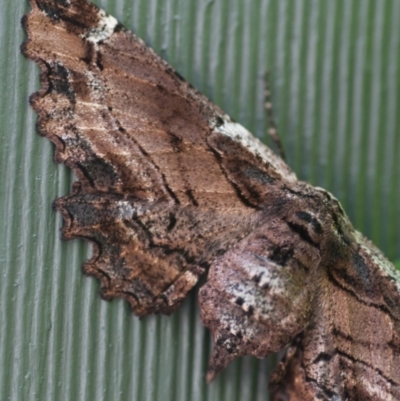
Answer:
[214,119,297,182]
[115,200,136,219]
[83,10,118,44]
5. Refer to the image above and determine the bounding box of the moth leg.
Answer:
[264,71,286,160]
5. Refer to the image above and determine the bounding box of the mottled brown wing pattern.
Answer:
[22,0,400,400]
[269,232,400,400]
[22,0,292,316]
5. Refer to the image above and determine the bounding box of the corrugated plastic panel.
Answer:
[1,1,400,400]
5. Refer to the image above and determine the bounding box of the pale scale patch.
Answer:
[218,312,257,339]
[115,200,136,219]
[226,279,273,316]
[84,70,104,94]
[240,259,287,296]
[214,119,297,182]
[83,10,118,44]
[362,379,392,401]
[227,281,262,307]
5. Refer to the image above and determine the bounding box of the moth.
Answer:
[22,0,400,400]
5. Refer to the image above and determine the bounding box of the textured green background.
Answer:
[1,1,400,400]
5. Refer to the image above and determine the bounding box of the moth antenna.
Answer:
[264,71,286,160]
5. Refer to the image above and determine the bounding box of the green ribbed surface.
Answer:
[1,1,400,400]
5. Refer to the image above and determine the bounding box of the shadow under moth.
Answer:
[21,1,400,400]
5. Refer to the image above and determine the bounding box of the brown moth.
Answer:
[21,0,400,400]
